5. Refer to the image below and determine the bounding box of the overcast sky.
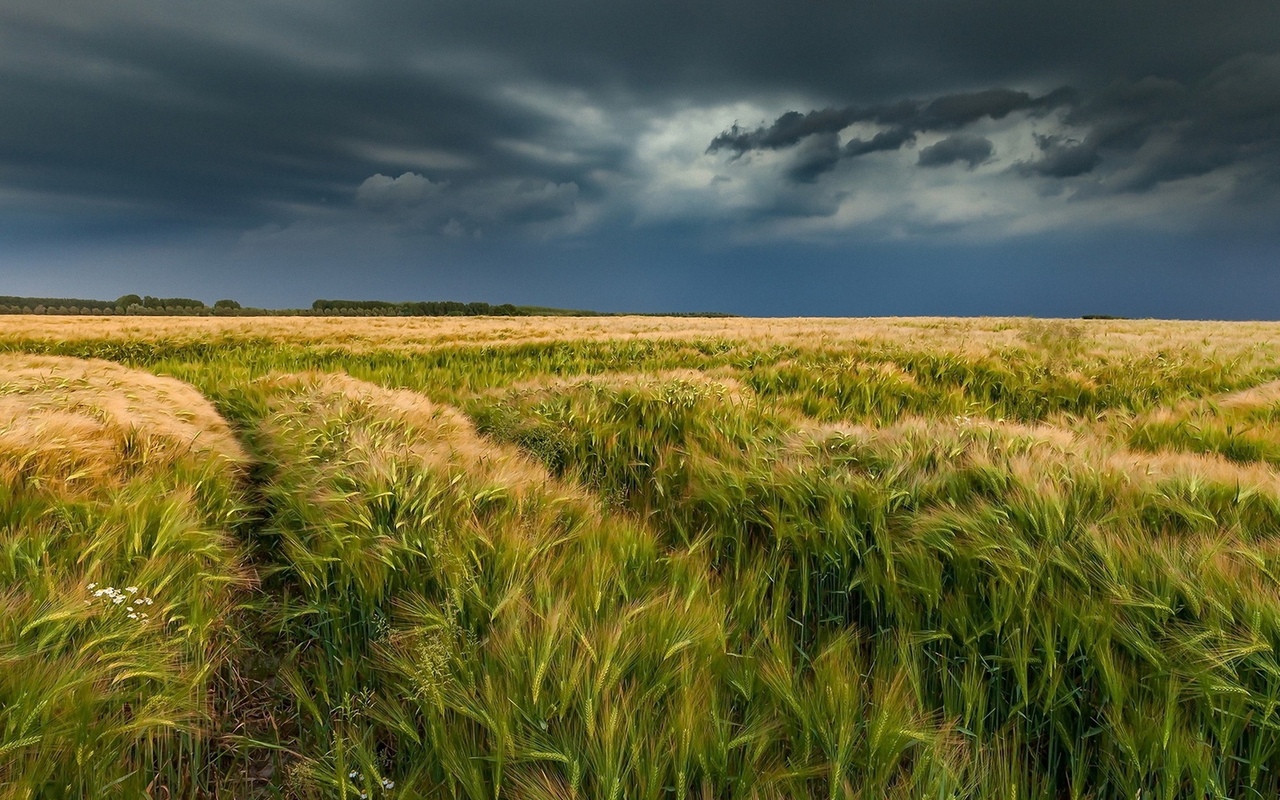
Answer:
[3,0,1280,316]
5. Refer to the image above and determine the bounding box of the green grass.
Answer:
[5,320,1280,798]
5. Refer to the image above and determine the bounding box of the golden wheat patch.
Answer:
[0,354,245,493]
[1,314,1279,362]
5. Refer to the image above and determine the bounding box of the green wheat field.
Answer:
[6,314,1280,799]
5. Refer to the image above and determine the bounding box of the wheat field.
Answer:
[4,315,1280,799]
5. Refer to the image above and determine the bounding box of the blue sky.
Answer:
[2,0,1279,316]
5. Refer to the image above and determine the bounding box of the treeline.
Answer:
[311,300,734,317]
[310,299,607,316]
[0,295,208,315]
[0,294,734,317]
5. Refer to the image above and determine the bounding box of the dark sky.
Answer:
[3,0,1280,316]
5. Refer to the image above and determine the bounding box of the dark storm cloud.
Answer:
[842,126,920,159]
[354,172,579,233]
[1018,135,1101,178]
[707,89,1071,155]
[918,134,995,169]
[1,0,1280,245]
[710,50,1280,205]
[0,1,613,235]
[784,134,844,184]
[1012,53,1280,192]
[706,87,1073,180]
[917,88,1080,129]
[361,0,1280,105]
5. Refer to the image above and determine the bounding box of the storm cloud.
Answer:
[1,0,1280,313]
[356,173,445,212]
[918,135,996,169]
[1036,53,1280,192]
[709,57,1280,200]
[706,87,1074,180]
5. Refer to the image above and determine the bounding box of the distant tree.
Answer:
[146,297,205,309]
[313,299,401,312]
[213,299,241,310]
[116,294,142,308]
